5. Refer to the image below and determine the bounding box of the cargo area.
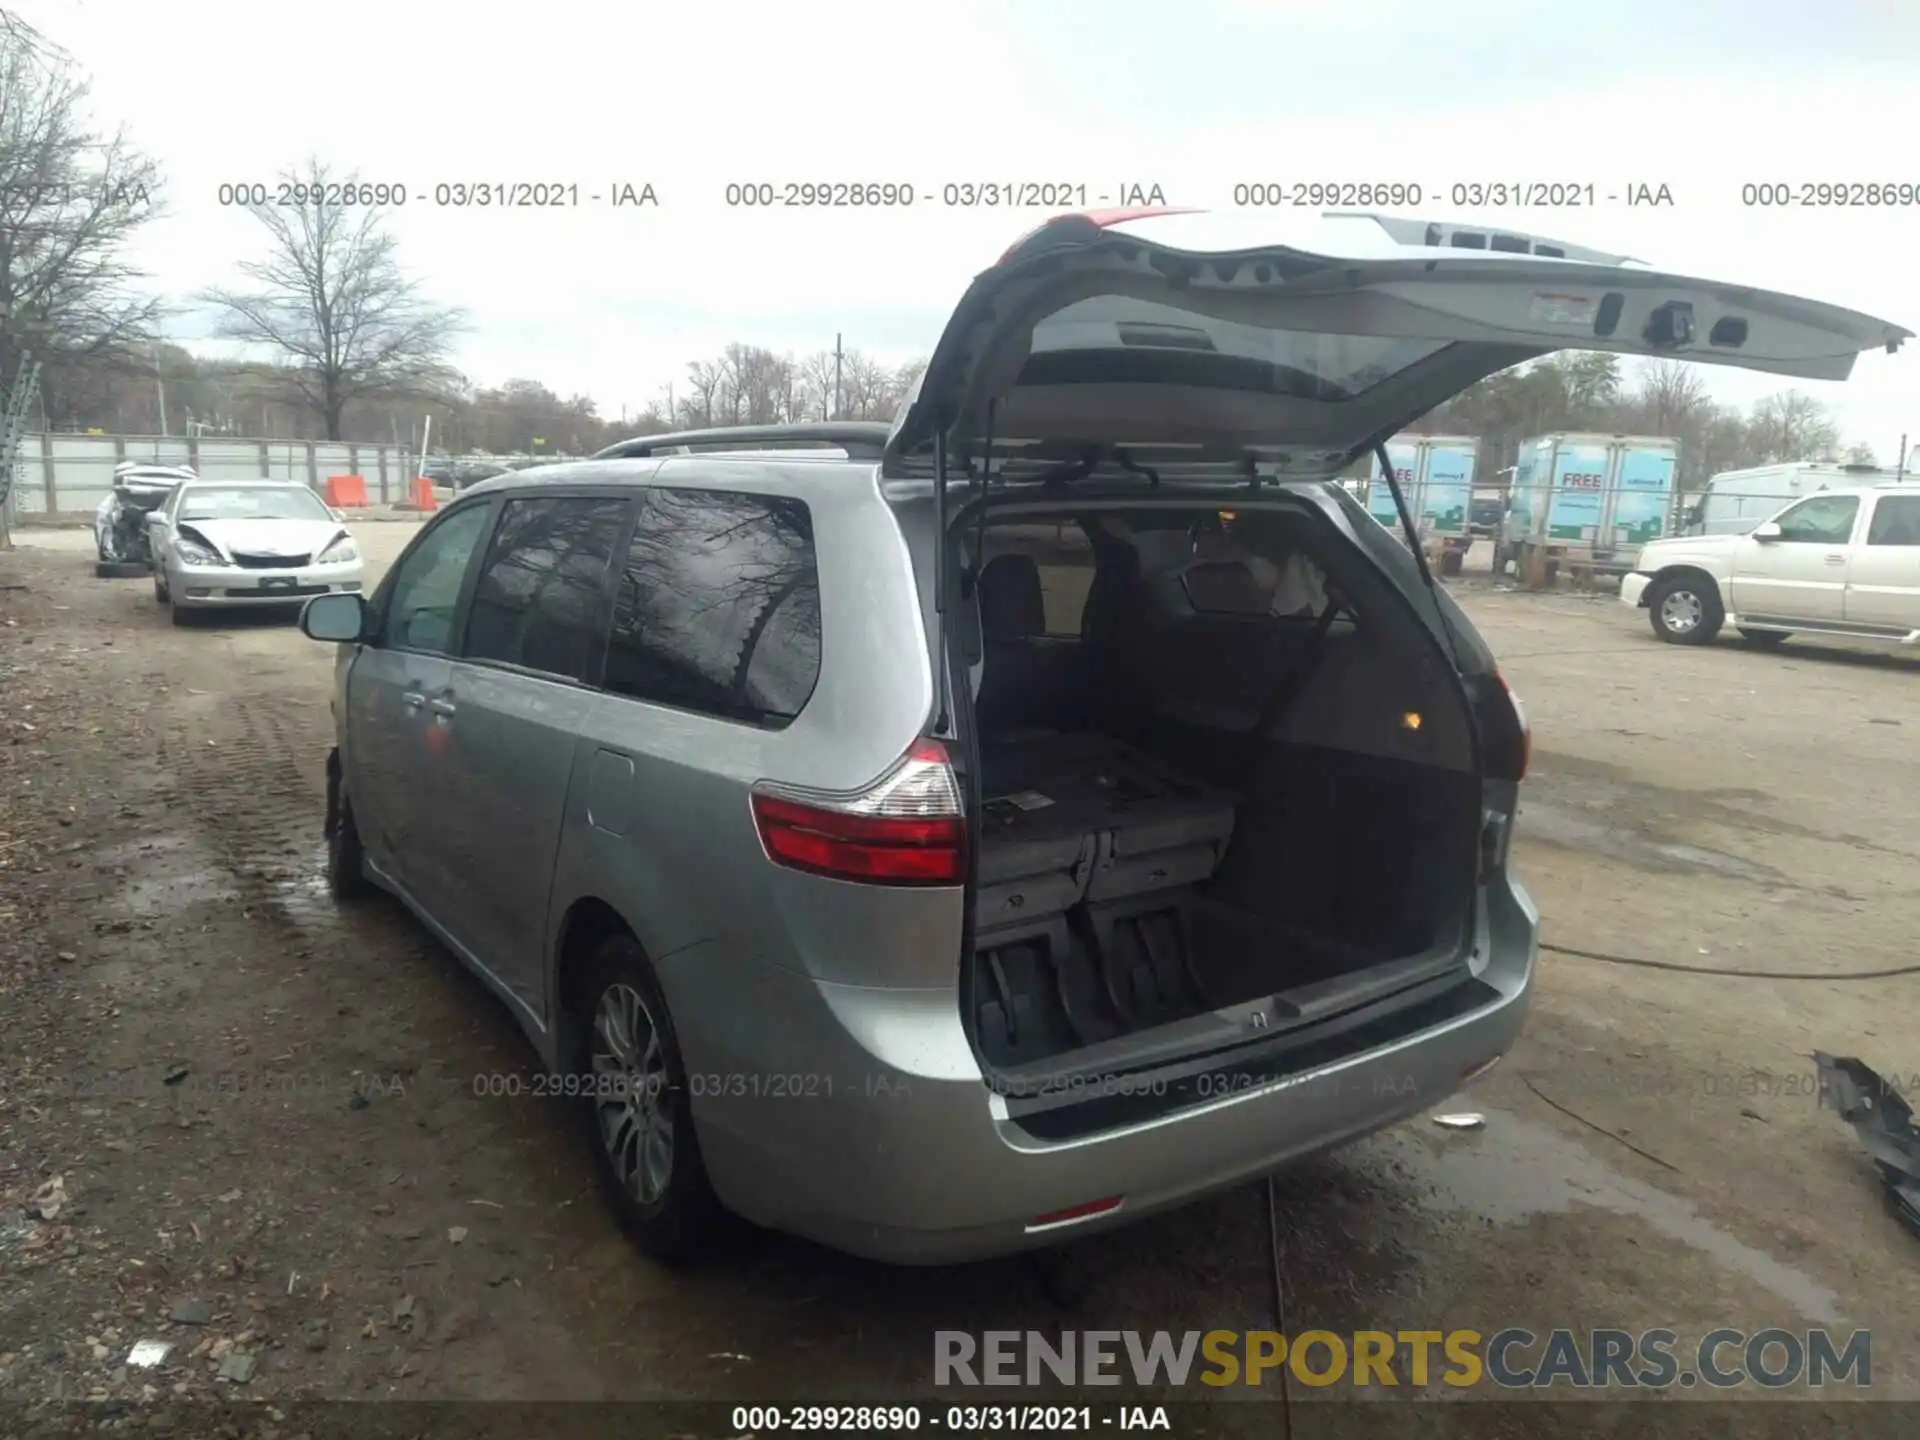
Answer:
[957,499,1485,1077]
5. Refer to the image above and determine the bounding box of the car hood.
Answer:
[884,209,1912,479]
[179,517,347,559]
[1637,532,1743,562]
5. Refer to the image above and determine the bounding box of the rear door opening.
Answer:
[873,205,1905,1109]
[951,491,1496,1093]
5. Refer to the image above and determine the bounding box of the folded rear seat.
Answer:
[972,732,1239,1064]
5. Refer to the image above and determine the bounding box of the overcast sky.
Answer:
[18,0,1920,458]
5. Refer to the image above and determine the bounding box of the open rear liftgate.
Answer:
[969,733,1239,1066]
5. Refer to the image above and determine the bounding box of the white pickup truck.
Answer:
[1623,483,1920,648]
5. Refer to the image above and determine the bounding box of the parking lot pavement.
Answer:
[3,527,1917,1421]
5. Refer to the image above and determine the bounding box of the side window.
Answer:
[464,496,630,681]
[1772,494,1859,545]
[1866,495,1920,546]
[603,488,821,726]
[381,505,492,654]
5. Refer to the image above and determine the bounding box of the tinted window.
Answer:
[603,488,821,725]
[381,505,491,654]
[1773,494,1859,545]
[464,496,629,681]
[1867,495,1920,546]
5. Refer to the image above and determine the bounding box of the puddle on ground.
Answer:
[1377,1110,1844,1324]
[1517,800,1777,885]
[261,846,340,931]
[95,833,242,918]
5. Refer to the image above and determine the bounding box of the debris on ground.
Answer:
[216,1349,258,1384]
[1432,1113,1486,1130]
[1815,1051,1920,1238]
[168,1298,212,1325]
[126,1339,172,1368]
[26,1174,67,1220]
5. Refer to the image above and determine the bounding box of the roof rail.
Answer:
[592,422,892,461]
[1325,211,1645,267]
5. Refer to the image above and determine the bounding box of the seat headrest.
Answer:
[977,553,1047,638]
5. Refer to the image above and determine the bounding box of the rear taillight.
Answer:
[1465,671,1530,781]
[751,738,966,886]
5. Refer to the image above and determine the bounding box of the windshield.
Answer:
[178,486,330,522]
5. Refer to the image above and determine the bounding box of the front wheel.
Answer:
[325,790,373,900]
[1648,575,1725,645]
[574,934,724,1262]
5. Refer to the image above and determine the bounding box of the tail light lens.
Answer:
[751,738,966,886]
[1464,671,1530,781]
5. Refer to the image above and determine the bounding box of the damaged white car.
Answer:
[94,463,198,577]
[148,479,365,626]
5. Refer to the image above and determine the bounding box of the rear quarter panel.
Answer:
[542,465,952,1029]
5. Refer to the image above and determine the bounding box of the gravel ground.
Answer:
[2,525,1917,1438]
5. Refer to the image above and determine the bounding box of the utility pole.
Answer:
[1899,432,1909,481]
[152,341,168,437]
[832,333,843,422]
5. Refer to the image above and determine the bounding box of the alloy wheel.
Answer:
[591,982,674,1205]
[1659,588,1703,635]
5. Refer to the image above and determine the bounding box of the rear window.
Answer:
[1024,295,1449,401]
[602,488,821,727]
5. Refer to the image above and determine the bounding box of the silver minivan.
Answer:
[298,209,1908,1264]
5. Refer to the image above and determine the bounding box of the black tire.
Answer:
[1543,559,1560,584]
[572,933,724,1262]
[1439,548,1465,578]
[1739,628,1790,648]
[169,603,196,627]
[153,571,169,604]
[325,790,373,900]
[96,559,150,579]
[1647,573,1725,645]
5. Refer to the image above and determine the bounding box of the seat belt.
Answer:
[1252,601,1342,741]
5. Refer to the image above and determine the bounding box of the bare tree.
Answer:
[1,30,163,544]
[0,9,65,61]
[1746,390,1840,464]
[200,158,466,440]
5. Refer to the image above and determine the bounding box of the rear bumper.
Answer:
[664,874,1538,1265]
[1620,571,1653,608]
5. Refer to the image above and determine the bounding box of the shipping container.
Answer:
[1500,433,1680,578]
[1366,434,1480,575]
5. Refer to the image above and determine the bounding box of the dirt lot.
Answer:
[2,522,1917,1435]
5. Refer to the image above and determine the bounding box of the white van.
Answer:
[1683,461,1906,536]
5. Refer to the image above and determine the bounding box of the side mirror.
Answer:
[300,591,371,644]
[1752,521,1783,541]
[329,507,347,522]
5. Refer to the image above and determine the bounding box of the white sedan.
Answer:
[147,479,365,626]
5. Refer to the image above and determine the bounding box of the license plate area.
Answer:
[258,576,299,590]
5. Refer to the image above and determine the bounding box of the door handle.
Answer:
[401,691,425,709]
[1824,554,1846,565]
[428,698,457,716]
